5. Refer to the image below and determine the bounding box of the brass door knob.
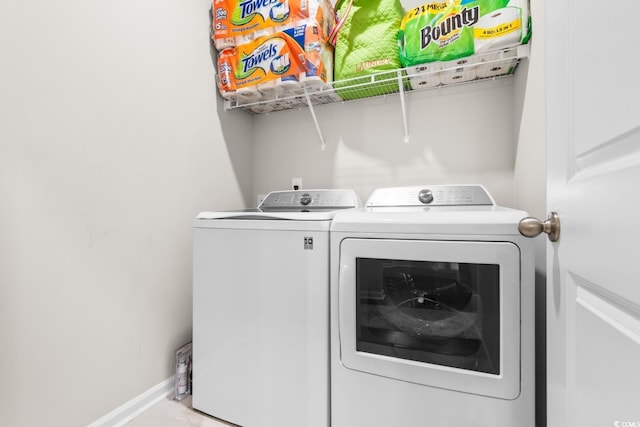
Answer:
[518,212,560,242]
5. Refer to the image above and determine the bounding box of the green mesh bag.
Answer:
[329,0,405,100]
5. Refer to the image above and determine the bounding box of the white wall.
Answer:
[0,1,251,426]
[253,78,519,206]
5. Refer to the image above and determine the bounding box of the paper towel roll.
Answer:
[250,103,275,114]
[440,66,477,85]
[299,39,324,91]
[275,75,303,96]
[409,73,441,89]
[236,85,262,103]
[406,63,442,89]
[235,32,254,47]
[271,46,302,95]
[219,89,237,101]
[477,58,518,78]
[217,48,237,100]
[304,0,332,37]
[300,74,324,91]
[254,27,275,39]
[476,46,517,63]
[258,80,277,99]
[214,37,235,51]
[474,7,522,54]
[271,0,291,23]
[410,62,443,74]
[442,55,479,70]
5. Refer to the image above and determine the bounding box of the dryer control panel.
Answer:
[366,185,495,207]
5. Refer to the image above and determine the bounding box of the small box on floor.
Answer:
[174,342,192,401]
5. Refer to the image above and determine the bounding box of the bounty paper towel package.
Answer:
[399,0,531,66]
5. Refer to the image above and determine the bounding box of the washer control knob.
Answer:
[300,193,312,206]
[418,189,434,204]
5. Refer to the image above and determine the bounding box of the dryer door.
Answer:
[338,238,521,399]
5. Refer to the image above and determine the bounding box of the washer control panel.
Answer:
[366,185,495,207]
[259,189,360,210]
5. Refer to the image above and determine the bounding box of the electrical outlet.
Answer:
[292,178,302,190]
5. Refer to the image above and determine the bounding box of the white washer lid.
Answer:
[196,189,361,222]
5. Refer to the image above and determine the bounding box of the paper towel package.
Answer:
[399,0,531,66]
[216,48,238,100]
[216,21,334,102]
[272,21,335,97]
[212,0,334,50]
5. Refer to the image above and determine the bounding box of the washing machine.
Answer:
[329,185,535,427]
[192,189,360,427]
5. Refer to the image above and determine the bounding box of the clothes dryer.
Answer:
[329,185,535,427]
[192,189,360,427]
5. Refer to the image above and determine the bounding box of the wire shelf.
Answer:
[222,44,530,115]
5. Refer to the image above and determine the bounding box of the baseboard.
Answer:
[88,376,174,427]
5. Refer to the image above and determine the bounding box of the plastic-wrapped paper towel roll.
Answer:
[276,75,303,96]
[258,80,277,99]
[406,63,442,89]
[476,46,518,78]
[477,58,518,78]
[440,55,478,84]
[218,88,237,101]
[285,20,334,91]
[270,0,291,23]
[299,37,322,90]
[474,7,523,54]
[440,66,477,85]
[440,69,476,84]
[253,27,277,98]
[214,37,235,51]
[236,85,262,102]
[476,46,517,63]
[303,0,334,39]
[235,32,254,47]
[443,55,479,69]
[300,39,333,90]
[250,103,276,114]
[254,27,275,38]
[298,74,321,90]
[274,24,303,95]
[408,73,441,89]
[217,48,237,100]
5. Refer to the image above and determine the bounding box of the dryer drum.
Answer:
[381,271,481,338]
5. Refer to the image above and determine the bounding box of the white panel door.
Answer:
[546,0,640,426]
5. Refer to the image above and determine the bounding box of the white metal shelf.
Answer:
[222,44,530,149]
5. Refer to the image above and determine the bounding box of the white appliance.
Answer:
[192,189,360,427]
[330,185,535,427]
